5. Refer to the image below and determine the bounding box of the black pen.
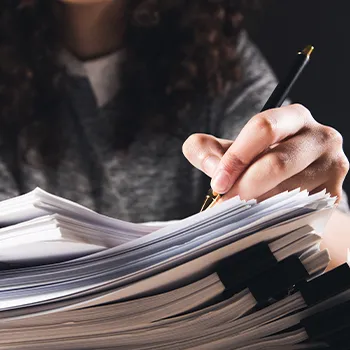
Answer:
[200,44,315,212]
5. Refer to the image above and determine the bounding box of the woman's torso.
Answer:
[0,32,282,222]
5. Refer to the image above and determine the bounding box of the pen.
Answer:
[200,44,315,212]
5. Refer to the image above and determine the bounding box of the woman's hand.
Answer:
[183,104,349,203]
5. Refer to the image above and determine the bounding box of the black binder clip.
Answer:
[300,299,350,346]
[247,255,309,305]
[298,264,350,349]
[217,242,277,296]
[297,263,350,307]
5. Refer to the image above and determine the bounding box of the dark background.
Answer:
[247,0,350,193]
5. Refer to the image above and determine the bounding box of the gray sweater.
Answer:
[0,32,348,222]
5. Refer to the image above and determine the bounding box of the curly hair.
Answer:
[0,0,258,169]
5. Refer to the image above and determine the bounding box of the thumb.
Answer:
[182,133,233,177]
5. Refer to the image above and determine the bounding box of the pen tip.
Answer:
[301,45,314,57]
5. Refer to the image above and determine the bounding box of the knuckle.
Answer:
[334,154,350,177]
[291,103,314,124]
[251,113,277,142]
[267,152,290,177]
[319,126,343,146]
[220,152,248,173]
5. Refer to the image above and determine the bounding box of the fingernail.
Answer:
[202,156,220,176]
[211,170,231,194]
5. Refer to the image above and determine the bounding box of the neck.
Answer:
[56,1,126,61]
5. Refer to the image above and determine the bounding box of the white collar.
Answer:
[59,49,125,108]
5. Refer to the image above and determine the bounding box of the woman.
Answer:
[0,0,349,266]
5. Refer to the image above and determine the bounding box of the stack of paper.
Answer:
[0,187,349,349]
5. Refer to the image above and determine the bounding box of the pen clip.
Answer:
[200,189,221,212]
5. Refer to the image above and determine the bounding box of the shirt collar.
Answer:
[59,49,125,108]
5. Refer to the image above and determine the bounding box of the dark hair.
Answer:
[0,0,258,168]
